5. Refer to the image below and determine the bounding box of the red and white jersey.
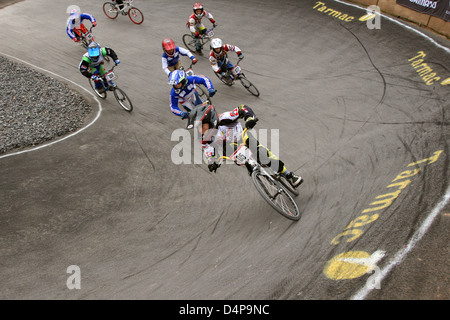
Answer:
[186,11,214,33]
[202,106,251,158]
[209,44,241,72]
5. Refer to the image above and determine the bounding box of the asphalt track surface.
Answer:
[0,0,449,301]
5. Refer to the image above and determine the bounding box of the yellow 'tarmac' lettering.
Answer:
[313,1,354,22]
[408,150,443,167]
[331,229,363,245]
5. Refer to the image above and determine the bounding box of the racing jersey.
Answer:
[186,11,215,33]
[66,13,96,40]
[202,105,255,159]
[162,47,195,76]
[209,44,242,73]
[169,75,214,116]
[79,47,118,77]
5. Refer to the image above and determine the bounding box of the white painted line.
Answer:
[333,0,450,300]
[334,0,450,54]
[351,185,450,300]
[0,52,102,159]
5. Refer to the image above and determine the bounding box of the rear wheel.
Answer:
[103,2,119,19]
[252,171,300,221]
[128,8,144,24]
[114,87,133,112]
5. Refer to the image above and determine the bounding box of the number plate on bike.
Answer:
[105,71,115,81]
[230,145,252,165]
[206,30,214,37]
[85,33,92,41]
[233,65,241,74]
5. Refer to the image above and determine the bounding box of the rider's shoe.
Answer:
[285,172,303,188]
[96,87,106,93]
[196,49,203,55]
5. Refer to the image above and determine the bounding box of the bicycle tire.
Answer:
[128,7,144,24]
[88,78,107,99]
[213,70,234,86]
[182,34,198,52]
[103,2,119,19]
[239,75,260,97]
[113,87,133,112]
[252,170,300,221]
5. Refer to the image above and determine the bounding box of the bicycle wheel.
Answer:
[252,171,300,221]
[88,78,107,99]
[239,75,260,97]
[103,2,119,19]
[113,87,133,112]
[182,34,198,52]
[128,7,144,24]
[213,70,233,86]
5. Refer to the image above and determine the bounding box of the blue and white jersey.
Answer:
[169,75,214,117]
[162,47,195,76]
[66,12,96,39]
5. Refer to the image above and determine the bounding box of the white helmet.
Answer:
[211,38,223,53]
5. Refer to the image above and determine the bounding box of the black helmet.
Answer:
[186,104,218,141]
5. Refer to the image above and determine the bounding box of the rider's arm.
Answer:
[191,75,214,91]
[178,47,195,60]
[188,17,196,34]
[104,47,119,61]
[224,44,242,57]
[80,13,96,25]
[66,19,77,39]
[162,55,171,76]
[209,54,221,73]
[204,10,215,24]
[79,57,92,78]
[169,91,184,117]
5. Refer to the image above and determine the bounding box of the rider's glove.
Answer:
[73,38,79,42]
[181,111,190,120]
[208,89,216,97]
[245,117,258,129]
[91,74,99,81]
[237,52,244,60]
[192,58,198,65]
[208,161,220,173]
[93,21,97,27]
[114,59,120,65]
[211,19,217,27]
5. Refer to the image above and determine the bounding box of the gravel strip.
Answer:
[0,55,92,154]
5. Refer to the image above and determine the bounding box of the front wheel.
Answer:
[252,171,301,221]
[239,75,260,97]
[128,7,144,24]
[103,2,119,19]
[113,87,133,112]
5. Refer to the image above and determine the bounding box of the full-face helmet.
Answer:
[168,69,188,93]
[162,38,176,57]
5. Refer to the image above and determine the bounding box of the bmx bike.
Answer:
[182,26,215,54]
[88,65,133,112]
[217,128,300,221]
[103,0,144,25]
[214,57,260,97]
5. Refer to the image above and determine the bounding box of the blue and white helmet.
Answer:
[168,69,187,93]
[88,42,101,62]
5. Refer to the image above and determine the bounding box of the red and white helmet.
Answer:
[162,38,176,57]
[193,3,204,19]
[210,38,223,54]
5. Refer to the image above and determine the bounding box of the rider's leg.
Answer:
[193,90,203,106]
